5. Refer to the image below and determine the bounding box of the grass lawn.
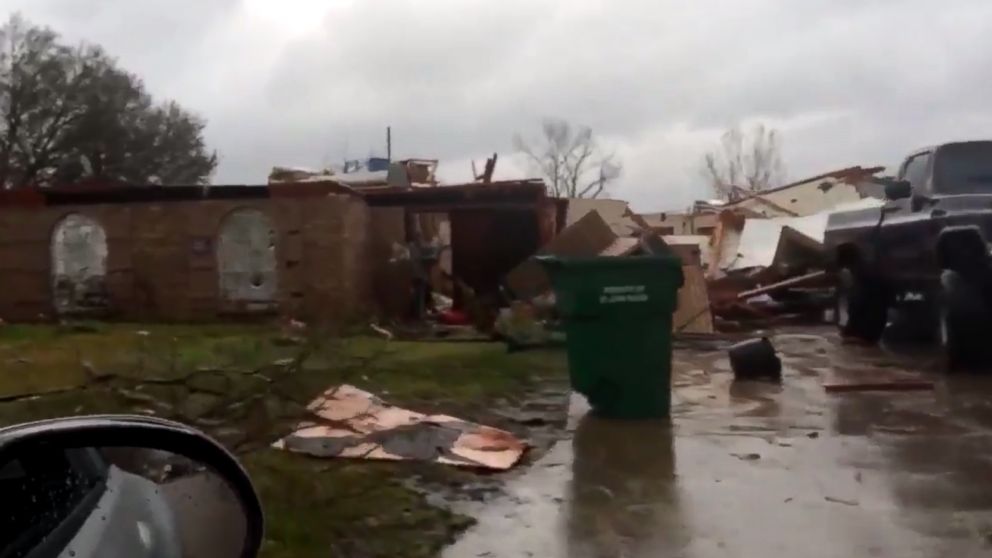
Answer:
[0,323,568,558]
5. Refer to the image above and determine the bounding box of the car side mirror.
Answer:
[885,180,912,200]
[0,415,264,558]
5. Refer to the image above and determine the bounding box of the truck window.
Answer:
[902,152,931,191]
[933,142,992,194]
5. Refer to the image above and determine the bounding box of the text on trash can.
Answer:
[600,285,649,304]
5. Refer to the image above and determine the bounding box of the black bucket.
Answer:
[728,337,782,381]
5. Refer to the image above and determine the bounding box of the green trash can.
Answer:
[537,255,684,419]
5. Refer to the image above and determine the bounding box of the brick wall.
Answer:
[0,195,374,324]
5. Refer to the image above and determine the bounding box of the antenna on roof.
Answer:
[386,126,392,161]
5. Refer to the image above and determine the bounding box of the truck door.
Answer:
[877,151,934,281]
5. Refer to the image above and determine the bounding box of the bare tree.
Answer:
[514,118,621,198]
[702,124,785,201]
[0,15,217,188]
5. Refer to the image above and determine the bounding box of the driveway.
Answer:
[445,327,992,557]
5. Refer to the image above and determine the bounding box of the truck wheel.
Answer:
[938,270,988,371]
[835,268,888,343]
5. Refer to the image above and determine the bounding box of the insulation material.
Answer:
[274,385,527,470]
[672,265,714,333]
[51,214,109,315]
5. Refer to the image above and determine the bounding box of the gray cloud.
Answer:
[4,0,992,210]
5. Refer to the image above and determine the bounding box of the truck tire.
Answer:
[835,268,888,343]
[938,270,988,371]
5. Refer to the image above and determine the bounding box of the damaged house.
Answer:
[0,183,386,323]
[708,165,888,277]
[0,173,558,326]
[631,165,891,324]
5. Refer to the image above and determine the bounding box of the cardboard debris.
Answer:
[274,385,527,470]
[565,198,644,237]
[505,210,617,299]
[599,233,670,258]
[599,237,641,257]
[673,264,714,333]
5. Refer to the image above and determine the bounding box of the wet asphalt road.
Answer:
[445,327,992,558]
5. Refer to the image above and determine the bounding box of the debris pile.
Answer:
[274,384,527,470]
[503,199,715,339]
[653,165,889,331]
[317,152,891,338]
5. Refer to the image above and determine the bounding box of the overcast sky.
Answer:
[4,0,991,211]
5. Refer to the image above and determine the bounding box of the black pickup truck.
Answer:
[824,140,992,368]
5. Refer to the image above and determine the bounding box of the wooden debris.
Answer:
[736,270,828,300]
[823,379,934,393]
[824,496,859,506]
